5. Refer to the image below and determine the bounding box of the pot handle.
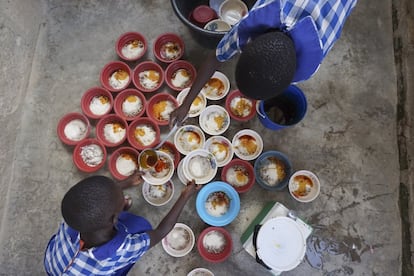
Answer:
[255,101,266,119]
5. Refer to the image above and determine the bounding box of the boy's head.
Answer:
[61,176,124,233]
[235,31,296,100]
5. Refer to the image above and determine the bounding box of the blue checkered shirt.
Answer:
[44,212,152,275]
[217,0,357,81]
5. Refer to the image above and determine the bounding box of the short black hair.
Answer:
[235,31,296,100]
[61,176,122,232]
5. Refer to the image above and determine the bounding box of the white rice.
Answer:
[188,156,211,178]
[103,123,126,143]
[160,42,181,60]
[205,192,230,217]
[205,111,226,132]
[121,40,144,59]
[139,70,159,89]
[209,142,228,162]
[226,166,249,187]
[167,227,190,251]
[134,125,156,146]
[89,96,111,115]
[64,119,87,141]
[122,95,143,117]
[203,230,226,254]
[148,184,168,198]
[171,69,190,88]
[115,154,137,176]
[80,144,103,167]
[109,71,129,89]
[230,96,252,117]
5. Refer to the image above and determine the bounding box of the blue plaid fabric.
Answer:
[217,0,357,81]
[44,212,152,275]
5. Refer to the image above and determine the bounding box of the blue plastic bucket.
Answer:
[256,85,307,130]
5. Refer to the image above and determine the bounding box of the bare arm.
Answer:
[169,50,221,128]
[116,171,144,190]
[147,180,200,248]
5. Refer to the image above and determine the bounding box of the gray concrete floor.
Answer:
[0,0,412,275]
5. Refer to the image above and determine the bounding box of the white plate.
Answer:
[182,149,218,184]
[162,223,195,257]
[232,129,263,161]
[177,158,191,185]
[174,125,205,155]
[176,88,207,118]
[187,267,214,276]
[141,151,174,185]
[256,217,306,272]
[200,71,230,100]
[204,136,233,167]
[199,105,230,136]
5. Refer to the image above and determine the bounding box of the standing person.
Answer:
[169,0,358,128]
[44,173,200,275]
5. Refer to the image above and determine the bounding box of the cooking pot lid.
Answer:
[256,217,306,271]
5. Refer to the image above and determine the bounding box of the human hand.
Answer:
[168,104,189,129]
[181,179,202,200]
[127,170,145,186]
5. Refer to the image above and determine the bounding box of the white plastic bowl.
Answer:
[288,170,321,203]
[182,149,218,184]
[232,129,263,161]
[174,125,206,155]
[176,87,207,117]
[200,71,230,100]
[199,105,230,136]
[204,136,234,167]
[187,267,214,276]
[162,223,195,257]
[142,180,174,206]
[177,158,191,185]
[141,151,175,185]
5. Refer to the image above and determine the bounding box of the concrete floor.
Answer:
[0,0,413,275]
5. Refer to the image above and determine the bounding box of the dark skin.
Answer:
[79,171,200,249]
[169,50,221,128]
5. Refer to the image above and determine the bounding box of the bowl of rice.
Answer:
[146,92,179,126]
[95,114,128,147]
[187,268,214,276]
[221,158,255,193]
[162,223,195,257]
[100,61,132,93]
[116,32,147,61]
[142,180,175,206]
[153,33,185,63]
[57,112,91,146]
[204,136,233,167]
[177,158,191,185]
[108,147,139,180]
[197,226,233,263]
[165,60,197,91]
[113,89,146,121]
[196,181,240,226]
[73,138,107,173]
[232,129,263,161]
[199,105,230,136]
[254,151,292,191]
[182,149,217,185]
[81,87,114,120]
[225,89,257,122]
[133,61,165,93]
[200,71,230,101]
[141,151,175,185]
[157,141,181,168]
[174,125,205,155]
[288,170,320,203]
[127,117,160,150]
[176,87,207,118]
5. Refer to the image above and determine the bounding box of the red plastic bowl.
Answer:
[221,158,255,193]
[57,112,91,146]
[116,32,147,61]
[100,61,132,92]
[108,146,140,180]
[127,117,160,150]
[132,61,164,93]
[197,226,233,263]
[153,33,185,63]
[81,87,114,120]
[146,92,179,126]
[73,138,107,173]
[164,60,197,92]
[189,5,218,28]
[95,114,128,147]
[113,89,147,121]
[225,90,257,122]
[157,141,181,168]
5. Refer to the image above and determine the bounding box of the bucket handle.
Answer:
[256,101,266,119]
